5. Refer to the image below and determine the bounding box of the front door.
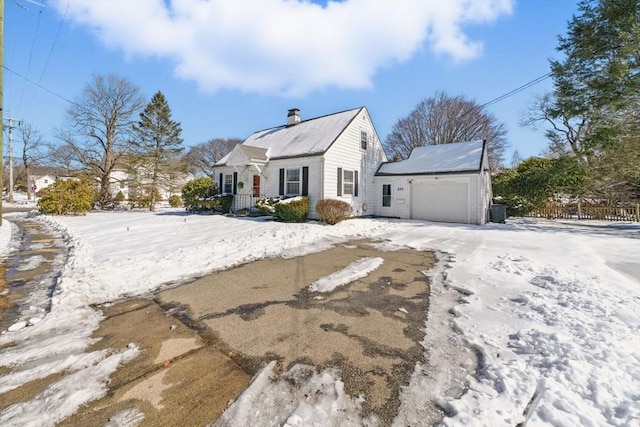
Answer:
[252,175,261,197]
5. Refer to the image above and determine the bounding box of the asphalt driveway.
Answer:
[158,239,436,423]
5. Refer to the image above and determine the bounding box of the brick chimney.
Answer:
[287,108,300,126]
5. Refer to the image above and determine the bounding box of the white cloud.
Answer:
[53,0,513,96]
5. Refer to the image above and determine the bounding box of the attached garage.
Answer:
[374,140,493,225]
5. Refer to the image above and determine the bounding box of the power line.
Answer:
[4,65,75,105]
[481,72,552,109]
[16,5,43,114]
[26,0,70,115]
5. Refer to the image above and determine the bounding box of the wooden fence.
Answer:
[524,204,640,222]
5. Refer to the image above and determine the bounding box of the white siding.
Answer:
[373,173,490,225]
[323,108,387,216]
[216,158,323,217]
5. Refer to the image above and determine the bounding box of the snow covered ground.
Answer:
[0,207,638,426]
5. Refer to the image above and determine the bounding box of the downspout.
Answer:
[320,157,325,200]
[408,179,413,219]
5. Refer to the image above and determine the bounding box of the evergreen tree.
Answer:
[550,0,639,154]
[132,91,185,211]
[522,0,639,204]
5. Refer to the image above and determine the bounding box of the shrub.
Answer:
[255,197,280,214]
[273,197,309,222]
[38,179,95,215]
[115,191,125,203]
[128,188,161,209]
[182,177,216,211]
[215,194,233,213]
[316,199,352,225]
[168,194,182,208]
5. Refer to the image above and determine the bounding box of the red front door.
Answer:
[252,175,261,197]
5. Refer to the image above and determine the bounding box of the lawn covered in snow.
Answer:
[0,208,638,426]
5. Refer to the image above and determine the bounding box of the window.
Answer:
[120,180,126,189]
[343,170,354,195]
[382,184,391,207]
[337,168,358,197]
[360,131,368,150]
[286,168,300,195]
[224,174,233,194]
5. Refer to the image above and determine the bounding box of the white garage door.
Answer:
[412,181,469,223]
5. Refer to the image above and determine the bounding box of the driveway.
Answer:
[31,239,437,426]
[159,239,436,423]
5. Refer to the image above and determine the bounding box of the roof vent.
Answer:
[287,108,300,126]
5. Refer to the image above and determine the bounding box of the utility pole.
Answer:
[1,0,4,225]
[5,118,23,203]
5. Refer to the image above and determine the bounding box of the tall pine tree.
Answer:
[132,91,184,211]
[550,0,639,154]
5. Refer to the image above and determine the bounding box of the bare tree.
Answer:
[184,138,241,178]
[57,74,145,209]
[47,141,80,176]
[18,123,46,199]
[521,93,591,162]
[384,92,508,169]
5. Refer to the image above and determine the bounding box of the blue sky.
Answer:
[4,0,580,165]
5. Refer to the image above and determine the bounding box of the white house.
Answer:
[215,107,388,218]
[109,165,193,202]
[30,175,56,192]
[374,140,493,225]
[215,108,492,224]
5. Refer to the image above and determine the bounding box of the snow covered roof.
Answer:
[217,107,363,164]
[376,140,486,176]
[224,144,269,166]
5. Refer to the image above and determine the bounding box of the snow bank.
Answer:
[1,210,638,426]
[309,257,384,293]
[212,361,378,427]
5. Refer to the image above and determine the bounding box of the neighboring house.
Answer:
[215,107,492,225]
[30,175,56,192]
[215,107,387,219]
[374,140,492,225]
[109,165,193,202]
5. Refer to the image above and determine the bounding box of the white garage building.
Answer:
[373,140,493,225]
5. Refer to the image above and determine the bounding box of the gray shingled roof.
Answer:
[217,107,363,164]
[376,140,485,175]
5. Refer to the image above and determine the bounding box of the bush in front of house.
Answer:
[168,194,182,208]
[316,199,353,225]
[182,177,217,211]
[273,197,309,222]
[38,179,95,215]
[255,197,280,214]
[214,194,233,213]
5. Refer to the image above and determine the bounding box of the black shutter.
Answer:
[337,167,342,196]
[233,172,238,195]
[279,168,285,196]
[354,170,359,197]
[219,173,223,194]
[302,166,309,196]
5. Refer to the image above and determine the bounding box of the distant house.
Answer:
[215,107,387,218]
[374,140,492,225]
[215,107,492,224]
[109,163,193,202]
[30,174,56,192]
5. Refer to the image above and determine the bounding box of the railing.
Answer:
[231,193,265,214]
[524,204,640,222]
